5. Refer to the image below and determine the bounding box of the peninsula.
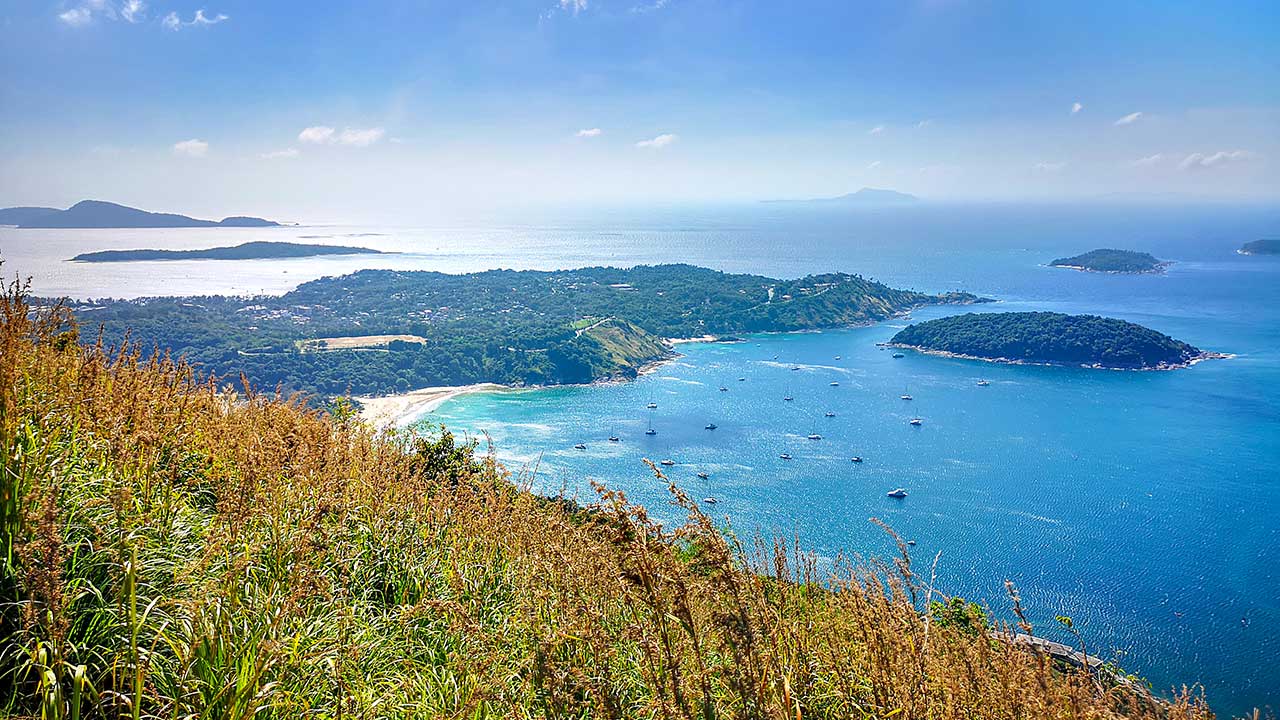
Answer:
[71,241,383,263]
[1238,239,1280,255]
[1049,249,1169,274]
[0,199,279,228]
[63,264,984,397]
[889,311,1221,370]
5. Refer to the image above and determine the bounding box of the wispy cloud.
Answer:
[298,126,336,144]
[163,9,229,30]
[868,125,885,136]
[575,128,603,138]
[636,133,677,149]
[297,126,386,147]
[560,0,588,14]
[261,148,299,159]
[1071,102,1083,114]
[867,160,882,169]
[631,0,671,12]
[1179,150,1257,171]
[172,138,209,158]
[1114,111,1143,126]
[58,7,92,25]
[915,119,932,129]
[1130,153,1164,168]
[1032,161,1066,172]
[121,0,144,22]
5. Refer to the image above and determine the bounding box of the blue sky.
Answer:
[1,0,1277,221]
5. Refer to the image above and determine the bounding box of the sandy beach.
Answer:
[355,383,505,428]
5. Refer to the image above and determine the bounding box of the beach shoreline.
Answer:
[355,383,506,428]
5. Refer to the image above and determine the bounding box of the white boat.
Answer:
[829,381,839,387]
[887,488,908,498]
[977,379,991,386]
[719,386,728,392]
[703,497,718,504]
[704,423,717,430]
[909,417,923,426]
[608,435,620,442]
[779,453,792,460]
[573,443,586,450]
[660,459,676,466]
[783,396,794,402]
[824,411,836,417]
[646,402,658,409]
[696,471,709,479]
[807,433,822,440]
[645,428,658,436]
[738,377,746,382]
[850,456,863,463]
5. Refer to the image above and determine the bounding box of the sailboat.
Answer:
[976,379,991,386]
[645,409,657,436]
[901,385,913,401]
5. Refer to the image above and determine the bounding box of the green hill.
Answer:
[890,311,1215,369]
[1049,249,1168,273]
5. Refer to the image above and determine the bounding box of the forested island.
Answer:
[71,241,383,263]
[889,312,1220,370]
[1049,249,1169,273]
[0,199,278,228]
[60,264,983,396]
[1238,239,1280,255]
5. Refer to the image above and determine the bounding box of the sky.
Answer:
[0,0,1277,222]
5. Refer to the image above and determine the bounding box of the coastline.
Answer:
[1047,261,1172,275]
[355,383,506,428]
[886,343,1230,371]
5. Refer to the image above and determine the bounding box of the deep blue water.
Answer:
[420,203,1280,714]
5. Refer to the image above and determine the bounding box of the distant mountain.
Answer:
[1239,239,1280,256]
[764,187,920,205]
[0,200,279,228]
[0,206,61,226]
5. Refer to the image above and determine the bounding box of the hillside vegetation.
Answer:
[0,279,1215,718]
[1049,249,1167,273]
[71,241,381,263]
[63,264,982,397]
[890,312,1207,369]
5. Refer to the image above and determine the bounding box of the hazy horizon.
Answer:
[2,1,1278,223]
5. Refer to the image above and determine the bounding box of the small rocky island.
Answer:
[72,241,383,263]
[1049,249,1168,274]
[889,312,1223,370]
[1239,239,1280,255]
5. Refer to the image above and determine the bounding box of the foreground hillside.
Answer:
[64,264,982,397]
[1,281,1214,718]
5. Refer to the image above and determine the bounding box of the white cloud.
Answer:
[576,128,603,138]
[1071,102,1083,114]
[1032,161,1066,172]
[1179,150,1257,171]
[163,8,228,30]
[121,0,144,22]
[867,160,882,169]
[298,126,336,144]
[1130,153,1164,168]
[338,127,385,147]
[636,133,677,149]
[868,125,885,136]
[58,7,92,25]
[560,0,588,13]
[172,139,209,158]
[298,126,386,147]
[1114,112,1143,126]
[631,0,670,12]
[261,148,299,159]
[915,119,932,129]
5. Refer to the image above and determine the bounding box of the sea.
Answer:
[2,201,1277,712]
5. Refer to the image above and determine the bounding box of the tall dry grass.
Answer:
[0,275,1218,719]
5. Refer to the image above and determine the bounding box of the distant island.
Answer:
[1049,249,1169,274]
[62,264,985,397]
[889,312,1222,370]
[71,241,383,263]
[0,200,279,228]
[1238,239,1280,256]
[764,187,919,205]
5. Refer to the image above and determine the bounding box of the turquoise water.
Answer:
[423,205,1280,713]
